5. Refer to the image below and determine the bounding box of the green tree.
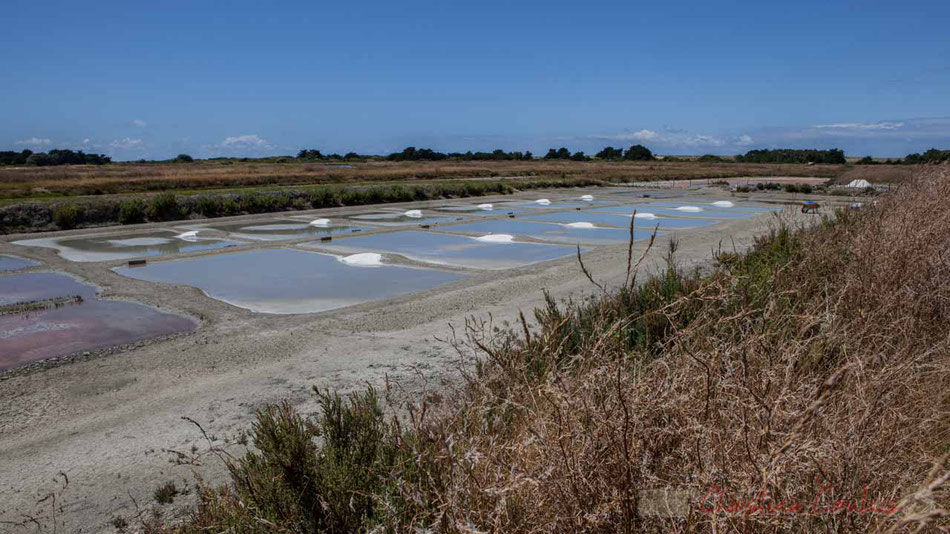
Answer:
[297,149,324,160]
[595,146,623,160]
[623,144,654,161]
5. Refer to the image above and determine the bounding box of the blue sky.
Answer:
[2,0,948,159]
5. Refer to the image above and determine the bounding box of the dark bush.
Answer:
[147,192,180,221]
[623,144,654,161]
[118,199,145,224]
[220,388,399,532]
[52,204,84,229]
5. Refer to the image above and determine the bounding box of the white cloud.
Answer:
[599,129,726,148]
[223,134,270,147]
[630,129,659,141]
[15,137,52,146]
[130,119,147,128]
[735,134,754,146]
[814,121,904,130]
[603,129,658,142]
[110,137,144,149]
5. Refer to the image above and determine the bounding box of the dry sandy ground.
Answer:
[0,184,848,532]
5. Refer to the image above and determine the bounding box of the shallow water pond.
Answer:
[14,230,242,262]
[0,255,39,272]
[196,220,374,241]
[441,219,653,245]
[496,201,609,210]
[115,248,467,314]
[346,212,461,226]
[593,205,755,219]
[0,272,196,370]
[644,200,783,213]
[434,205,535,216]
[521,211,721,229]
[306,230,580,270]
[0,271,90,306]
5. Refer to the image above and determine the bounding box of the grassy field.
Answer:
[0,160,850,202]
[143,167,949,532]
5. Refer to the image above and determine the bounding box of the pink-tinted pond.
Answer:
[0,272,196,370]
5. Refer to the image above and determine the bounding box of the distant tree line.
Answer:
[299,145,659,163]
[544,144,654,162]
[697,154,732,162]
[298,149,367,161]
[735,148,846,164]
[14,144,947,167]
[855,149,950,165]
[543,147,587,161]
[0,148,111,166]
[904,149,950,164]
[383,147,535,162]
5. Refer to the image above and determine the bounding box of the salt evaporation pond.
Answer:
[435,205,535,216]
[0,272,196,370]
[0,271,87,306]
[346,212,460,226]
[436,204,496,212]
[442,219,653,245]
[593,205,755,219]
[114,248,467,314]
[0,255,39,272]
[522,211,720,229]
[305,230,580,270]
[644,200,782,213]
[195,221,374,241]
[496,201,605,210]
[14,230,241,262]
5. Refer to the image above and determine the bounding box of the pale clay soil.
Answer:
[0,184,847,531]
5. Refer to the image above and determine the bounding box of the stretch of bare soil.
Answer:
[0,183,845,531]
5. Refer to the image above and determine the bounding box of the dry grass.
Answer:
[147,168,948,533]
[834,164,917,185]
[0,160,846,201]
[405,168,949,532]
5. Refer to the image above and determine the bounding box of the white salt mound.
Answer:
[634,213,658,220]
[340,253,383,266]
[535,199,552,205]
[565,222,596,229]
[675,206,703,212]
[475,234,514,243]
[404,210,423,218]
[712,201,735,208]
[580,194,594,201]
[846,179,872,188]
[175,231,199,241]
[309,218,331,227]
